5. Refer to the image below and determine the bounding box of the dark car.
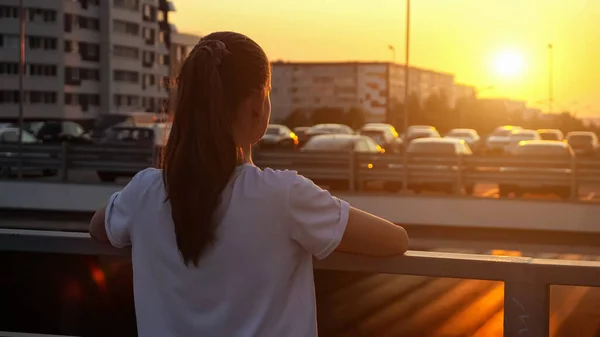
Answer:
[95,123,170,182]
[258,124,298,150]
[301,134,383,190]
[537,129,564,141]
[359,123,403,153]
[566,131,598,157]
[24,120,92,144]
[292,126,311,147]
[0,127,57,177]
[405,138,474,194]
[498,140,574,199]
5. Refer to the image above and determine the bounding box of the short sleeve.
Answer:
[287,174,350,259]
[105,169,155,248]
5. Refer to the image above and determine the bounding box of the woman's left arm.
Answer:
[89,206,108,243]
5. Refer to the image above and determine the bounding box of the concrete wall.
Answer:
[1,180,600,233]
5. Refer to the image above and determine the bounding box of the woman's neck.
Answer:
[238,144,254,165]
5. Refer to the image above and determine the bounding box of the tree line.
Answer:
[283,92,599,136]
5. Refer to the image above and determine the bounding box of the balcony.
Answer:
[1,229,600,337]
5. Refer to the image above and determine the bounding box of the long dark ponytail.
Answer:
[162,32,270,267]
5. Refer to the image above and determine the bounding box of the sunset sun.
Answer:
[493,50,525,79]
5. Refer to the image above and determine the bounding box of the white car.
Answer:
[445,128,481,149]
[504,129,541,154]
[485,125,523,153]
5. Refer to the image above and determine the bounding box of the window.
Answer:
[0,6,19,19]
[0,91,56,104]
[0,34,20,49]
[76,16,100,31]
[28,8,57,23]
[142,4,155,21]
[114,0,139,11]
[114,70,139,83]
[113,45,139,59]
[113,20,139,35]
[143,27,155,45]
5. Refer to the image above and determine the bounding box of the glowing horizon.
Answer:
[171,0,600,117]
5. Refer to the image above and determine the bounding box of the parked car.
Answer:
[0,127,57,177]
[484,125,523,154]
[301,134,384,190]
[359,123,403,153]
[566,131,599,157]
[498,140,574,199]
[24,120,93,144]
[537,129,564,141]
[405,128,441,143]
[445,128,481,152]
[405,138,474,194]
[304,123,354,140]
[258,124,298,150]
[292,126,311,147]
[504,129,541,155]
[95,123,171,182]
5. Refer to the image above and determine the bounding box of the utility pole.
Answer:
[17,0,25,179]
[402,0,411,192]
[548,43,554,114]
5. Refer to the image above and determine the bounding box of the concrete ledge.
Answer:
[2,180,600,233]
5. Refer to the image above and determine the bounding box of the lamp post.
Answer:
[402,0,411,192]
[548,43,554,114]
[17,0,25,179]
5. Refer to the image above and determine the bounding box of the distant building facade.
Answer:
[452,83,476,106]
[168,31,201,112]
[0,0,176,120]
[270,61,456,124]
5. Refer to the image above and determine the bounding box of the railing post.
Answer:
[348,150,356,192]
[456,155,464,195]
[60,142,69,182]
[503,281,550,337]
[570,156,577,200]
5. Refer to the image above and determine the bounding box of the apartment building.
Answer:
[452,83,477,106]
[270,61,456,124]
[0,0,175,120]
[168,31,200,112]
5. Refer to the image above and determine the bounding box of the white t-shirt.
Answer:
[105,164,350,337]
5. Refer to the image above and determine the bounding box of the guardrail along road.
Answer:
[2,143,600,201]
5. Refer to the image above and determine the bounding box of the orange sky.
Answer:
[171,0,600,117]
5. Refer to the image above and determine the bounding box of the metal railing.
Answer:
[2,228,600,337]
[2,143,600,198]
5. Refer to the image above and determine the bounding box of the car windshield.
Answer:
[360,130,385,141]
[539,132,560,140]
[568,134,594,145]
[447,131,473,138]
[303,137,355,151]
[511,132,537,140]
[408,142,455,155]
[265,127,281,135]
[491,129,513,137]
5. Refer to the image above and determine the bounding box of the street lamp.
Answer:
[17,0,25,179]
[402,0,411,192]
[548,43,554,114]
[388,45,396,63]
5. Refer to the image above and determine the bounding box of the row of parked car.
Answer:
[260,123,600,157]
[257,123,593,198]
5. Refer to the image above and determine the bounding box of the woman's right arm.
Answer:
[287,173,408,259]
[336,206,408,257]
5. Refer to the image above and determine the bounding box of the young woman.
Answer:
[89,31,408,337]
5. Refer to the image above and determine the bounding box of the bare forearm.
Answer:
[89,206,109,243]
